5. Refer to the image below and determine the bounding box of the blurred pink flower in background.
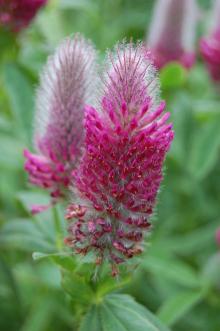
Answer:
[0,0,47,32]
[216,228,220,247]
[65,42,174,275]
[200,0,220,81]
[24,34,97,213]
[147,0,198,69]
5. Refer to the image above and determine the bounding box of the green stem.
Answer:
[52,204,63,250]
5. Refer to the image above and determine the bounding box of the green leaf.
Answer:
[0,134,23,169]
[0,233,55,253]
[160,222,218,254]
[193,100,220,122]
[32,251,60,260]
[80,294,170,331]
[160,63,187,90]
[143,255,200,288]
[0,257,22,309]
[0,115,11,132]
[0,28,18,60]
[59,0,96,11]
[2,218,43,237]
[203,253,220,289]
[169,92,195,165]
[188,118,220,180]
[20,296,53,331]
[3,63,34,142]
[157,289,205,326]
[0,218,55,253]
[16,191,51,212]
[16,191,57,240]
[79,305,102,331]
[37,9,65,45]
[32,251,76,271]
[61,270,94,306]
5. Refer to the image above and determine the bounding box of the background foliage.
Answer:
[0,0,220,330]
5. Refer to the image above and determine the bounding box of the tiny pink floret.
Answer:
[24,148,70,200]
[31,204,51,215]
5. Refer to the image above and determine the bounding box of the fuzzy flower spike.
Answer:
[200,0,220,82]
[24,34,97,214]
[65,42,174,275]
[147,0,197,69]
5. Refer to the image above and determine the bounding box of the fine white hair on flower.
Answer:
[100,41,160,116]
[34,33,97,154]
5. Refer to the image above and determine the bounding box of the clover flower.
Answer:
[24,34,97,213]
[147,0,197,69]
[200,0,220,82]
[0,0,47,32]
[65,42,174,275]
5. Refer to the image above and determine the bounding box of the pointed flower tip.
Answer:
[101,41,159,115]
[35,33,97,162]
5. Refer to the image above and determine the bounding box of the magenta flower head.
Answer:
[65,42,174,275]
[147,0,197,69]
[0,0,47,32]
[200,0,220,82]
[24,34,97,213]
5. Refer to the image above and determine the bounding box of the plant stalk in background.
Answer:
[65,42,174,276]
[24,34,97,213]
[147,0,197,69]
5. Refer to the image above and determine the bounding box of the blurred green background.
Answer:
[0,0,220,330]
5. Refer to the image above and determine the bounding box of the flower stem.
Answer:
[52,204,63,250]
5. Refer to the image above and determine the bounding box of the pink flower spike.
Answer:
[23,34,97,210]
[200,0,220,82]
[0,0,47,33]
[65,42,174,274]
[147,0,198,69]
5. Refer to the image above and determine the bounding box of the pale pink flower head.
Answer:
[147,0,197,69]
[200,0,220,82]
[0,0,47,32]
[24,34,97,211]
[65,42,174,275]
